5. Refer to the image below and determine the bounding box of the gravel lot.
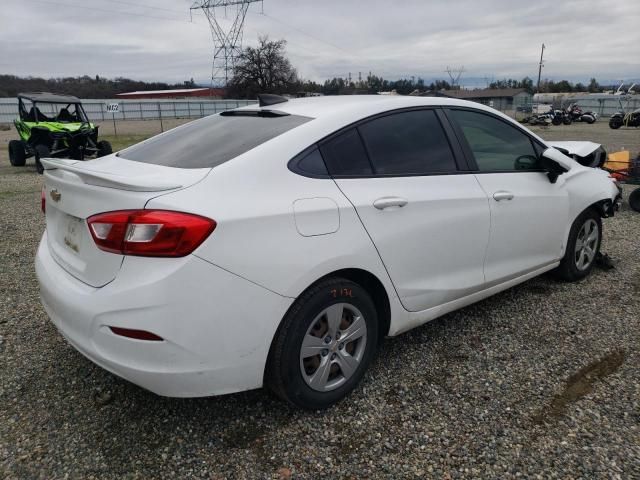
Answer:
[1,119,639,479]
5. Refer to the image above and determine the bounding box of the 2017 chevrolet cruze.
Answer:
[36,95,620,409]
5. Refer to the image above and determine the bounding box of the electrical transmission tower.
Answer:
[445,66,465,89]
[190,0,263,88]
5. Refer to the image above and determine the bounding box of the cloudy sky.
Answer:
[1,0,638,87]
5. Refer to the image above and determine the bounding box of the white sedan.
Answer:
[36,95,621,409]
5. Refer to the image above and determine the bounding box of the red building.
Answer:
[115,88,225,99]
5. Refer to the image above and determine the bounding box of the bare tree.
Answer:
[227,37,298,98]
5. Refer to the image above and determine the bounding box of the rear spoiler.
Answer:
[40,158,183,192]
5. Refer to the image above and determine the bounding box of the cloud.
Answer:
[0,0,638,86]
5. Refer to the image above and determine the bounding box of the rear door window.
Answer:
[118,112,311,169]
[358,110,458,175]
[319,128,373,176]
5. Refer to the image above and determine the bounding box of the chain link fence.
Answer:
[0,98,257,124]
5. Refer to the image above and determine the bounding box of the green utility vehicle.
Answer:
[8,92,112,174]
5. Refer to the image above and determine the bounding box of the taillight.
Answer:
[87,210,216,257]
[41,185,46,214]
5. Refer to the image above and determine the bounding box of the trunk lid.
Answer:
[41,156,209,287]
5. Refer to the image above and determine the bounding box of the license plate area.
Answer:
[62,214,84,254]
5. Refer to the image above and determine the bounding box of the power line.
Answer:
[27,0,198,24]
[103,0,188,15]
[252,11,357,58]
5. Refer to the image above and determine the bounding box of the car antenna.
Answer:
[258,94,288,107]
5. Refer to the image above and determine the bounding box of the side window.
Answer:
[289,147,329,177]
[449,109,541,172]
[319,128,373,176]
[358,110,457,175]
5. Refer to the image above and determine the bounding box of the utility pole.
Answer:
[536,43,545,93]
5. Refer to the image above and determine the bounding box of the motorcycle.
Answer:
[609,108,640,129]
[527,107,554,126]
[566,104,597,124]
[552,107,573,126]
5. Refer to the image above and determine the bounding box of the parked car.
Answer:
[8,92,112,174]
[36,95,621,409]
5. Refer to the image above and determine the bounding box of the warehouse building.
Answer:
[115,87,224,99]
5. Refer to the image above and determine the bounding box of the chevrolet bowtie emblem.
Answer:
[50,189,61,202]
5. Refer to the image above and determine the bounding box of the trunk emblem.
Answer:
[50,189,61,202]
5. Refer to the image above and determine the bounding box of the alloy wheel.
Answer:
[299,303,368,392]
[574,218,599,270]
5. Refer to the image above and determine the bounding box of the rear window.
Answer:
[118,113,312,168]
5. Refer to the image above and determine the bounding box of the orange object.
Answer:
[604,150,631,172]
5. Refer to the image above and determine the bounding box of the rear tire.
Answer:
[266,277,379,410]
[34,144,50,175]
[554,209,602,281]
[8,140,26,166]
[96,140,112,157]
[629,188,640,213]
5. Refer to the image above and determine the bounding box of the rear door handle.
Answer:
[373,196,408,210]
[493,191,514,202]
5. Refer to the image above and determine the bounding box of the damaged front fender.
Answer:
[547,141,607,168]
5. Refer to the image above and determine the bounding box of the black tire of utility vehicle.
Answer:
[266,277,379,410]
[563,116,572,125]
[34,144,50,175]
[609,117,623,129]
[629,188,640,213]
[552,116,562,126]
[553,208,602,281]
[96,140,112,157]
[9,140,26,167]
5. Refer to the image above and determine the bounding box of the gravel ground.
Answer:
[0,121,639,479]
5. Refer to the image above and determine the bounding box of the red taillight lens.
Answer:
[41,186,46,214]
[87,210,216,257]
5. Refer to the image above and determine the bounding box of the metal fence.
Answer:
[0,98,257,124]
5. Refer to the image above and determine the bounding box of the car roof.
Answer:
[250,95,492,117]
[18,92,81,103]
[239,94,516,128]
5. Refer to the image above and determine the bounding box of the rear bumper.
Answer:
[35,232,293,397]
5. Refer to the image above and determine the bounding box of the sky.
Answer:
[0,0,639,88]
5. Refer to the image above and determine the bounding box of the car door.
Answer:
[446,108,569,284]
[322,108,490,312]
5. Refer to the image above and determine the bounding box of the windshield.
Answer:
[118,112,312,169]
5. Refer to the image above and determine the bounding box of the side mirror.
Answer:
[541,148,572,183]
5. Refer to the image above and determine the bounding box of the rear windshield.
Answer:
[118,113,312,168]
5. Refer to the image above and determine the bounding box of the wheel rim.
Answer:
[299,303,367,392]
[574,219,599,271]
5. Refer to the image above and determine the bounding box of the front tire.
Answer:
[554,209,602,281]
[609,117,623,129]
[266,277,379,410]
[629,188,640,212]
[8,140,26,166]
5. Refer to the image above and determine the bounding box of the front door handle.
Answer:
[493,191,514,202]
[373,196,408,210]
